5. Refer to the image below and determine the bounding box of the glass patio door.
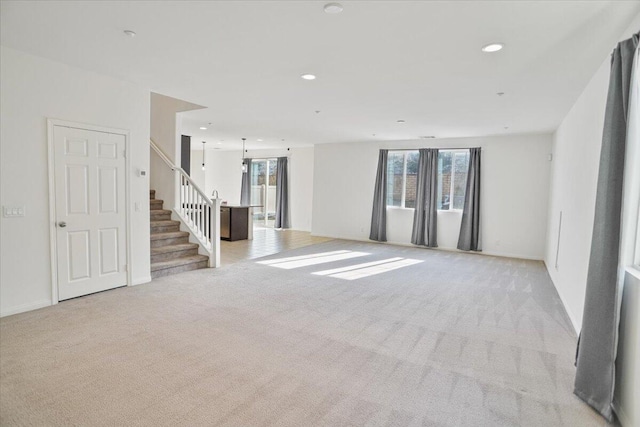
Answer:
[250,159,277,228]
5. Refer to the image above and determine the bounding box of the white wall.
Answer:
[545,13,640,331]
[191,146,315,231]
[544,13,640,426]
[0,46,151,316]
[150,93,204,209]
[312,133,552,260]
[544,60,609,331]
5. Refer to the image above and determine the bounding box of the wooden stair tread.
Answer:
[151,243,198,254]
[151,255,208,271]
[150,231,189,240]
[150,220,180,226]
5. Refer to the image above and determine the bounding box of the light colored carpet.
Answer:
[0,240,609,426]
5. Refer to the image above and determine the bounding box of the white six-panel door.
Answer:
[53,126,127,300]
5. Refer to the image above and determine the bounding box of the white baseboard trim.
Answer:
[310,233,543,261]
[613,398,632,427]
[481,250,543,261]
[543,260,581,335]
[0,299,52,318]
[131,276,152,286]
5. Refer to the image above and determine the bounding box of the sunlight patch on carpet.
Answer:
[330,258,423,280]
[257,250,370,269]
[313,257,404,276]
[259,251,423,280]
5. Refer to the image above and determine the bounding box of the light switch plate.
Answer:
[3,206,26,217]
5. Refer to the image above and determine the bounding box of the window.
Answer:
[437,150,469,211]
[386,149,470,210]
[386,151,418,208]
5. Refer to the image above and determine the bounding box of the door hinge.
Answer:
[123,264,128,272]
[123,149,127,159]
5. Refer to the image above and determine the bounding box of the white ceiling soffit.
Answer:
[2,1,639,150]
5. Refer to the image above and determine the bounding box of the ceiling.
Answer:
[1,1,639,151]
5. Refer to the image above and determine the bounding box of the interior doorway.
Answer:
[48,121,129,301]
[250,158,277,228]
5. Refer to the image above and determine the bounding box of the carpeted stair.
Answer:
[150,189,208,278]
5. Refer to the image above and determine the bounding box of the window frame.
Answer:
[385,149,470,211]
[437,149,469,212]
[399,153,408,208]
[386,150,417,209]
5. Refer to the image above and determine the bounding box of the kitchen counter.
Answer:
[218,205,262,241]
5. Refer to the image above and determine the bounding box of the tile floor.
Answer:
[220,228,332,266]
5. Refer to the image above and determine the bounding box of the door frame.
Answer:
[47,119,132,305]
[250,157,278,228]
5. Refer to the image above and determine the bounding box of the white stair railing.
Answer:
[150,138,220,267]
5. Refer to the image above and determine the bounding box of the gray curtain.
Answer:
[369,150,388,242]
[411,149,438,247]
[574,32,638,422]
[457,147,481,251]
[240,158,252,206]
[275,157,290,229]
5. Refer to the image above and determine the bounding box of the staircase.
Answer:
[150,189,209,278]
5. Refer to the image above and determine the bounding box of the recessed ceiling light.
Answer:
[123,30,136,37]
[257,139,263,142]
[301,74,317,80]
[217,142,222,145]
[200,127,207,130]
[482,43,504,53]
[397,120,406,123]
[324,3,343,14]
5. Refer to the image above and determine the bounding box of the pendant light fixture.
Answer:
[241,138,247,173]
[202,141,206,170]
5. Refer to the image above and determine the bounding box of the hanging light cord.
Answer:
[202,141,206,170]
[242,138,247,173]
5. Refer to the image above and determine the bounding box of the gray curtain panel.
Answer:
[574,32,638,422]
[275,157,290,229]
[240,158,252,206]
[457,147,482,251]
[411,149,439,247]
[369,150,388,242]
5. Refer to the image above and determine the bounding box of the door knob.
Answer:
[58,221,67,228]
